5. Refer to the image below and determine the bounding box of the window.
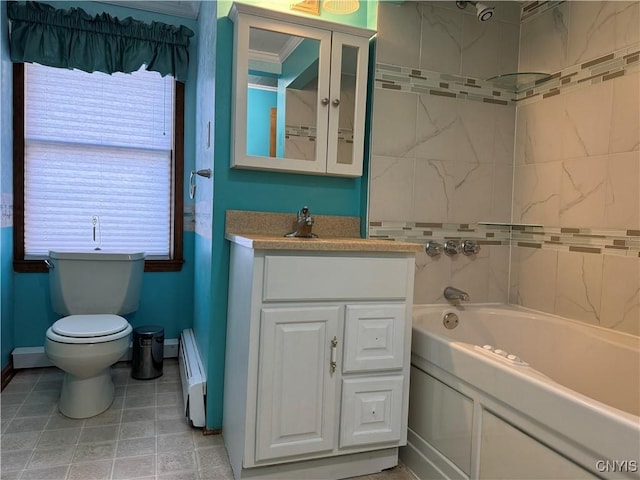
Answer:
[13,63,185,272]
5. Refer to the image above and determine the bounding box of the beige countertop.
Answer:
[225,209,422,253]
[225,232,423,253]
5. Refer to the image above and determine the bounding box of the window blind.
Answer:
[24,63,175,258]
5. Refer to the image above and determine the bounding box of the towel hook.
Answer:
[189,168,212,199]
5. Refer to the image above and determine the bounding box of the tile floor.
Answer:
[1,360,416,480]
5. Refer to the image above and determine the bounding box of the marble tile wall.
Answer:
[369,1,640,335]
[510,1,640,336]
[369,1,520,305]
[370,221,511,304]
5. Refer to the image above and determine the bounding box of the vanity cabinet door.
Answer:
[255,306,340,461]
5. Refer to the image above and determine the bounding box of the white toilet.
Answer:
[44,251,144,418]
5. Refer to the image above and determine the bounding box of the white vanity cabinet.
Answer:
[223,240,417,479]
[229,3,374,177]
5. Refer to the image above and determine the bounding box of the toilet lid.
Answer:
[52,314,129,338]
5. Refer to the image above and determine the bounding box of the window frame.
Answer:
[12,63,185,273]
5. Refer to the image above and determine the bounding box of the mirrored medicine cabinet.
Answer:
[229,3,375,177]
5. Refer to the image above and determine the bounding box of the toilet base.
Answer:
[59,369,115,418]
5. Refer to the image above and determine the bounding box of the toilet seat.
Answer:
[47,314,132,344]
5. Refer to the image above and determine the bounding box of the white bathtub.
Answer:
[402,304,640,480]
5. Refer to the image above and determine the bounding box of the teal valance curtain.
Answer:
[7,1,194,82]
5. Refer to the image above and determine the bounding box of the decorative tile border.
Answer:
[369,221,640,258]
[511,225,640,258]
[285,125,353,143]
[515,43,640,106]
[376,39,638,106]
[375,63,515,104]
[369,221,511,246]
[286,125,316,141]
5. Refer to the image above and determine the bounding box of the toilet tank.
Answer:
[48,251,145,316]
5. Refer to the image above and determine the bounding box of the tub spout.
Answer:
[444,286,469,303]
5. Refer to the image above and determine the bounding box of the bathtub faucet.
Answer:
[444,286,470,303]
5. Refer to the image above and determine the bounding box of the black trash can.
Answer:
[131,325,164,379]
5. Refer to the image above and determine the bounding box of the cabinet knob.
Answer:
[332,98,340,106]
[321,97,329,106]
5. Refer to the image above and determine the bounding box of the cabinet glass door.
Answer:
[247,27,320,162]
[326,32,370,176]
[232,15,331,174]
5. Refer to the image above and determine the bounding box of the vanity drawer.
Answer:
[340,375,404,447]
[342,304,406,373]
[262,255,409,301]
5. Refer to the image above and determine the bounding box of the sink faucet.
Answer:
[285,206,318,238]
[444,286,469,304]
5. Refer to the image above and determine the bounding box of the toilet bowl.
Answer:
[44,251,144,419]
[45,314,133,418]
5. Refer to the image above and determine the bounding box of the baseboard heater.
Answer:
[178,328,206,428]
[12,338,179,369]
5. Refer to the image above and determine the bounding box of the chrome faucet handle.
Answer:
[299,206,313,225]
[461,239,481,256]
[425,241,443,257]
[443,240,460,256]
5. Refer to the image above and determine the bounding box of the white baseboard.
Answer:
[12,338,179,369]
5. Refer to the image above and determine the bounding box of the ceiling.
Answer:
[99,1,201,19]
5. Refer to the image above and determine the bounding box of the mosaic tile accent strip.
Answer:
[511,225,640,258]
[515,43,640,106]
[369,221,640,258]
[376,44,639,104]
[286,125,317,141]
[368,221,511,246]
[375,64,515,104]
[285,125,353,142]
[521,1,566,23]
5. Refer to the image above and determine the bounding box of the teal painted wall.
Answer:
[193,0,217,380]
[1,230,12,369]
[247,87,277,157]
[203,4,369,430]
[7,2,198,354]
[1,0,14,370]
